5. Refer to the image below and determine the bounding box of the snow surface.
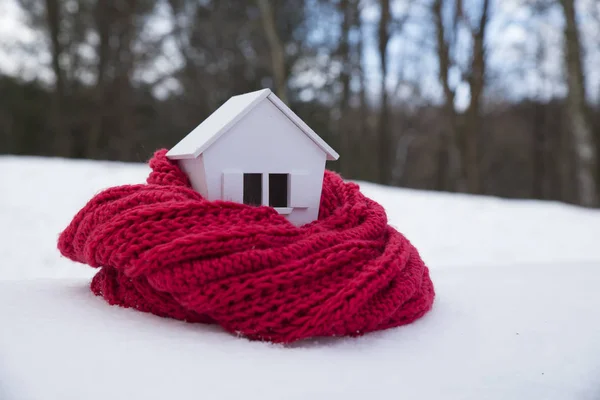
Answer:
[1,155,600,399]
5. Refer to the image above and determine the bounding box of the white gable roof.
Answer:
[166,88,340,161]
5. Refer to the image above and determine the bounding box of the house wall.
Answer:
[202,98,327,226]
[178,155,207,197]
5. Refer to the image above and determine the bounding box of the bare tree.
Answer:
[335,0,361,178]
[257,0,288,103]
[532,89,548,201]
[558,0,598,206]
[43,0,67,155]
[462,0,490,194]
[87,0,151,159]
[20,0,92,157]
[87,0,110,157]
[355,3,369,170]
[377,0,392,184]
[432,0,490,193]
[352,1,374,181]
[529,2,551,200]
[432,0,460,191]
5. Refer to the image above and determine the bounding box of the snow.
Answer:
[1,155,600,400]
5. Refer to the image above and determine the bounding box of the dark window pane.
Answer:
[269,173,288,207]
[243,173,262,206]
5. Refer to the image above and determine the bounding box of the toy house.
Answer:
[166,88,339,226]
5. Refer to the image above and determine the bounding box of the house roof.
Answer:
[166,88,340,161]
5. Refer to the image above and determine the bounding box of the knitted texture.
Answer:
[58,149,435,343]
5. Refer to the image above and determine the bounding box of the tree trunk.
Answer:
[559,0,598,206]
[257,0,288,103]
[377,0,392,185]
[435,132,450,191]
[432,0,460,191]
[337,0,354,178]
[88,0,110,158]
[355,2,371,181]
[532,24,548,200]
[532,101,547,199]
[462,0,489,194]
[114,1,137,160]
[44,0,68,156]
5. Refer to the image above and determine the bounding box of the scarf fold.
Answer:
[58,149,435,343]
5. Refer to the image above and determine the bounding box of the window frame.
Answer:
[240,172,293,212]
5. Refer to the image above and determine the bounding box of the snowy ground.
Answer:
[1,155,600,399]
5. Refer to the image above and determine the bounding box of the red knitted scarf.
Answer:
[58,149,435,343]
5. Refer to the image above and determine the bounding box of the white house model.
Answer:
[166,88,339,226]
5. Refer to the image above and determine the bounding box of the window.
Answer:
[241,173,289,208]
[269,173,289,207]
[243,173,262,206]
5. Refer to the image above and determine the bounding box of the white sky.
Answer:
[0,0,49,79]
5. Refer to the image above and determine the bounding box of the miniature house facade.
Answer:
[166,88,339,226]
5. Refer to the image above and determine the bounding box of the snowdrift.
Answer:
[1,155,600,400]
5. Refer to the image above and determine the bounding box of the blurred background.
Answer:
[0,0,599,207]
